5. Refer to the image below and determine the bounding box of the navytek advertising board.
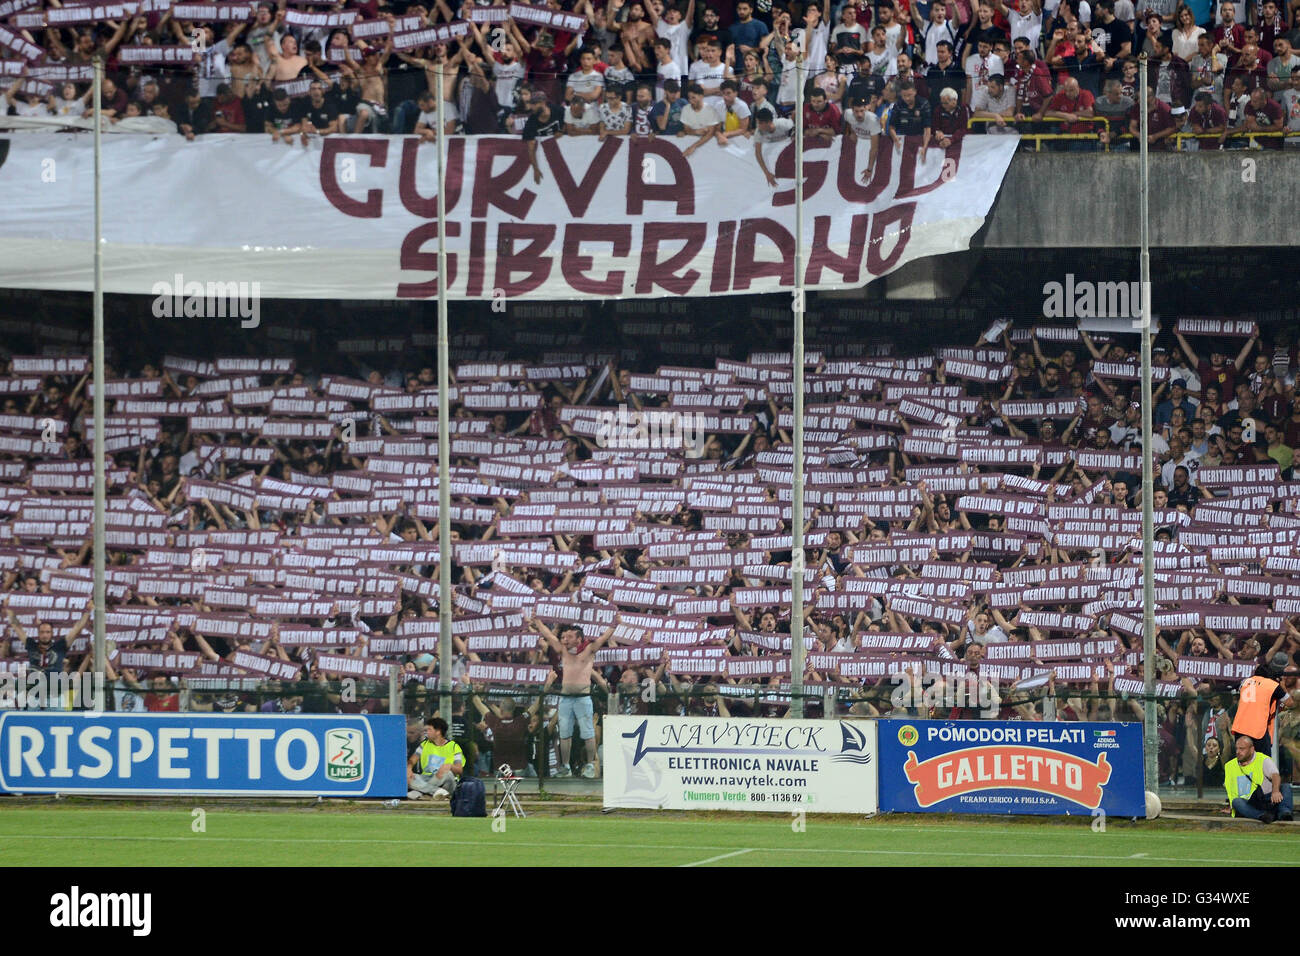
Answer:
[0,712,407,797]
[603,715,877,814]
[878,719,1146,817]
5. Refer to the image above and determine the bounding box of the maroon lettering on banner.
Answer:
[732,218,795,291]
[835,134,876,203]
[397,220,460,298]
[320,138,387,218]
[771,141,829,206]
[861,137,895,201]
[562,224,632,296]
[542,136,620,217]
[635,223,706,295]
[399,137,464,217]
[807,213,869,286]
[711,219,737,293]
[626,137,695,214]
[896,139,959,199]
[467,220,488,297]
[495,223,556,297]
[867,203,915,275]
[472,138,535,218]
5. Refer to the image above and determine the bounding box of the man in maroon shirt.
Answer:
[802,86,843,142]
[470,690,538,776]
[1012,49,1052,118]
[1257,2,1287,54]
[1241,28,1272,68]
[1148,32,1193,108]
[1242,84,1285,146]
[524,30,571,105]
[143,675,181,711]
[1127,84,1178,148]
[1175,327,1258,398]
[1214,1,1246,57]
[1036,76,1095,133]
[1186,90,1229,134]
[1227,43,1269,93]
[931,86,971,145]
[211,83,245,132]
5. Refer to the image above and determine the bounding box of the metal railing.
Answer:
[966,114,1289,151]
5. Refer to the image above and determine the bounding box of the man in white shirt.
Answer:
[875,1,906,52]
[792,0,831,73]
[650,0,693,77]
[717,79,753,139]
[653,37,680,102]
[964,34,1005,105]
[843,96,882,176]
[688,39,733,115]
[998,0,1044,49]
[566,49,605,103]
[753,105,794,185]
[865,26,901,75]
[678,82,721,156]
[971,71,1017,128]
[1161,433,1202,487]
[912,1,960,66]
[195,28,236,100]
[564,96,603,134]
[415,91,457,137]
[831,4,871,60]
[3,75,49,118]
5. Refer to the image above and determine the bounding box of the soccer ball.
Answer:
[1145,791,1161,819]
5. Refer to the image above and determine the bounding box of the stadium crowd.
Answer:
[3,308,1300,788]
[2,0,1298,147]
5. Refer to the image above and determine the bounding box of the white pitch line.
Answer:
[679,848,754,868]
[0,833,1295,865]
[6,807,1281,844]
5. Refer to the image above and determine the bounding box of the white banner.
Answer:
[603,715,877,814]
[0,133,1018,300]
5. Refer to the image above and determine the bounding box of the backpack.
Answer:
[450,776,487,817]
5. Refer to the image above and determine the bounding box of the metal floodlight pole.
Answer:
[790,54,806,719]
[436,73,453,722]
[92,54,107,685]
[1138,61,1158,794]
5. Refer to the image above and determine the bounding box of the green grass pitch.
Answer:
[1,804,1298,866]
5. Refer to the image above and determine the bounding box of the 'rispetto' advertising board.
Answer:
[878,719,1146,817]
[603,715,877,813]
[0,712,406,797]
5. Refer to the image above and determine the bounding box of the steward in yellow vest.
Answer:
[1224,735,1292,823]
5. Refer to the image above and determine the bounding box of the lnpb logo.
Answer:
[902,746,1113,810]
[831,721,873,765]
[325,728,364,781]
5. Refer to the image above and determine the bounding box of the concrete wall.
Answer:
[976,151,1298,249]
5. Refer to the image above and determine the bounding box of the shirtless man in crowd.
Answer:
[341,36,394,132]
[531,616,618,778]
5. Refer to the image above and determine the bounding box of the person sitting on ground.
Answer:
[407,716,464,801]
[1224,734,1293,822]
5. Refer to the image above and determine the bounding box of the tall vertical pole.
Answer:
[92,55,107,686]
[790,54,806,718]
[436,71,453,722]
[1138,62,1157,794]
